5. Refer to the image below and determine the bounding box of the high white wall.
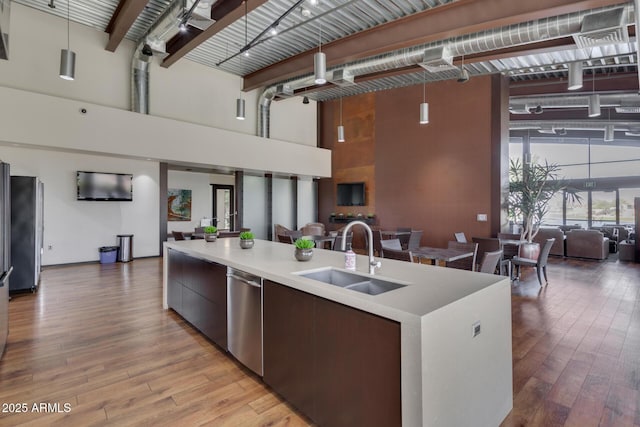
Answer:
[1,146,159,265]
[0,3,317,145]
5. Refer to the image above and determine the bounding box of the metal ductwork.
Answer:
[510,93,640,113]
[510,120,640,136]
[0,0,10,60]
[257,4,632,137]
[131,0,187,114]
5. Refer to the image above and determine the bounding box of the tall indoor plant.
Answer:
[508,158,575,246]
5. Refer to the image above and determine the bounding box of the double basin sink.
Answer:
[294,267,407,296]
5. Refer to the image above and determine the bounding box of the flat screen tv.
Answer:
[337,182,365,206]
[77,171,133,201]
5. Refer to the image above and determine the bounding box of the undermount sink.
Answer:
[294,267,407,295]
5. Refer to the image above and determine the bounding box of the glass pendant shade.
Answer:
[419,102,429,124]
[337,125,345,142]
[236,98,245,120]
[314,52,326,84]
[588,94,601,117]
[59,49,76,80]
[568,62,583,90]
[604,124,614,142]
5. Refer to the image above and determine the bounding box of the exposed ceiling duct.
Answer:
[572,7,628,49]
[510,119,638,135]
[257,4,634,137]
[510,93,640,113]
[0,0,10,60]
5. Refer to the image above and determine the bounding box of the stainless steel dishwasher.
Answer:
[227,267,263,376]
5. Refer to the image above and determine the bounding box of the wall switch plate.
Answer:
[477,214,487,222]
[472,321,481,337]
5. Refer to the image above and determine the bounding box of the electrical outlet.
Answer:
[472,321,481,337]
[477,213,488,222]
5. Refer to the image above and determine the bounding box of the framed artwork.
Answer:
[168,189,192,221]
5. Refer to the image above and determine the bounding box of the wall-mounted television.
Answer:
[337,182,365,206]
[77,171,133,201]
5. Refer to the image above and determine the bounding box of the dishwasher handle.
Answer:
[227,273,262,288]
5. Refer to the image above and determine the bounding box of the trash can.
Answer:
[117,234,133,262]
[99,246,118,264]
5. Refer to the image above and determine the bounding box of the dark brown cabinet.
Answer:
[263,280,401,427]
[167,249,227,349]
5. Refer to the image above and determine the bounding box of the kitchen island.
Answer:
[163,238,512,427]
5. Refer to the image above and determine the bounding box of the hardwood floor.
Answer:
[0,255,639,426]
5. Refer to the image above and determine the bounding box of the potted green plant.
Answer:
[508,158,580,258]
[294,238,315,261]
[203,225,218,242]
[239,231,255,249]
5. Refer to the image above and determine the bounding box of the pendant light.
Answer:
[235,1,247,120]
[59,0,75,80]
[588,71,600,117]
[567,62,583,90]
[419,71,429,124]
[337,96,345,142]
[604,109,614,142]
[314,22,326,85]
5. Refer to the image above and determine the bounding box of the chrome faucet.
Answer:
[341,220,381,275]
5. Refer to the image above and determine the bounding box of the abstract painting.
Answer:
[168,189,192,221]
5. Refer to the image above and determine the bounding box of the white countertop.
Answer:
[165,238,507,323]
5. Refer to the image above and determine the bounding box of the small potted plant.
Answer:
[294,238,315,261]
[203,225,218,242]
[239,231,255,249]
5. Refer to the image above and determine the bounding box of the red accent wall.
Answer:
[319,74,509,249]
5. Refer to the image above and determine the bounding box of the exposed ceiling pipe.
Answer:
[510,120,639,133]
[510,93,640,111]
[131,0,186,114]
[257,4,632,137]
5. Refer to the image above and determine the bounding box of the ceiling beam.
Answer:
[161,0,270,68]
[105,0,150,52]
[242,0,628,91]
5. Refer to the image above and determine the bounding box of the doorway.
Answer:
[212,184,235,230]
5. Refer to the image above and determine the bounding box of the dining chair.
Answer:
[454,232,467,243]
[445,241,478,271]
[478,249,503,274]
[471,237,501,271]
[407,230,423,250]
[382,248,414,262]
[380,238,402,257]
[511,238,555,286]
[396,227,412,249]
[277,234,294,244]
[301,222,326,236]
[332,232,353,251]
[172,231,186,241]
[497,232,521,260]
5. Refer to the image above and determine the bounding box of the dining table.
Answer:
[305,234,336,250]
[412,246,474,267]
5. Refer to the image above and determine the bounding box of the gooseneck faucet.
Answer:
[341,220,381,275]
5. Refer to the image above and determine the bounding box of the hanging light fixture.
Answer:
[604,124,614,141]
[337,96,345,142]
[314,22,326,85]
[236,1,247,120]
[567,62,583,90]
[588,71,600,117]
[419,71,429,124]
[59,0,75,80]
[457,55,470,83]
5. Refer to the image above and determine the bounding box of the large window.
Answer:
[510,135,640,227]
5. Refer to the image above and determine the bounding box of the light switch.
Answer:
[477,214,488,222]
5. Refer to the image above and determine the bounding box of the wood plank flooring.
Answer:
[0,255,639,426]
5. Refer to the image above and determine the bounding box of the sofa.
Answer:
[533,227,565,256]
[565,230,609,260]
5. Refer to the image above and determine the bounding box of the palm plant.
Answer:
[508,158,580,242]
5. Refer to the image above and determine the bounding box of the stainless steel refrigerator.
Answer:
[0,161,12,359]
[10,176,43,293]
